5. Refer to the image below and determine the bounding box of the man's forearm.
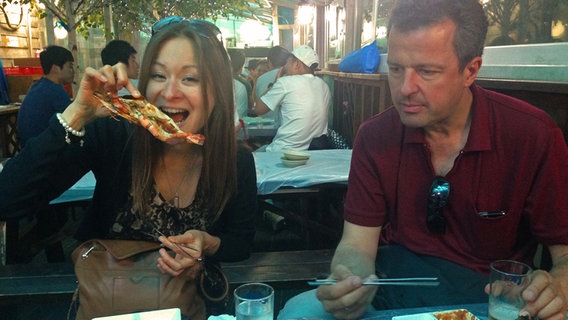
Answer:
[331,242,376,279]
[549,247,568,299]
[253,96,270,115]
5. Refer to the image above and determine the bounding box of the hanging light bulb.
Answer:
[54,20,69,39]
[298,4,315,25]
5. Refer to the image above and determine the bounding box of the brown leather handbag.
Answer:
[70,239,206,320]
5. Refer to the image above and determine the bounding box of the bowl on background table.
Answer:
[282,150,310,161]
[281,157,309,167]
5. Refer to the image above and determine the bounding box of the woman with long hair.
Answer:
[0,17,257,319]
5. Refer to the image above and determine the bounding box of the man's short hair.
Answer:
[39,45,74,75]
[228,49,246,74]
[388,0,488,70]
[267,46,290,68]
[247,59,260,70]
[101,40,137,66]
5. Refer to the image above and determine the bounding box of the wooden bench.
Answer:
[0,249,333,305]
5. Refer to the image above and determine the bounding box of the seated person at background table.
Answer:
[253,45,290,123]
[253,45,330,152]
[245,58,269,89]
[242,58,256,84]
[277,0,568,319]
[228,49,253,111]
[101,39,140,96]
[234,72,249,120]
[0,17,257,319]
[17,45,74,148]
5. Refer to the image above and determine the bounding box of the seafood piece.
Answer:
[94,91,205,145]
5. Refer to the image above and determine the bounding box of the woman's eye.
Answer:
[182,75,199,83]
[150,73,166,81]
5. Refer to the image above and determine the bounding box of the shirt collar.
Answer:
[403,84,492,152]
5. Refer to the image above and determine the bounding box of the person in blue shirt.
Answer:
[17,45,74,148]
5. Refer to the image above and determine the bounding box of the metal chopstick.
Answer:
[308,277,440,286]
[142,229,203,262]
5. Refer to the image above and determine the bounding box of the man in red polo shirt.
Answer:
[277,0,568,319]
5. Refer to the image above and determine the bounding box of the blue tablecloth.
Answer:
[362,303,488,320]
[254,149,352,195]
[50,171,96,204]
[285,303,488,320]
[51,149,353,203]
[242,116,275,126]
[239,116,278,139]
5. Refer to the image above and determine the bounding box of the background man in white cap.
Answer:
[253,45,290,126]
[253,45,331,152]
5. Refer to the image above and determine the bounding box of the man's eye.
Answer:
[388,66,403,76]
[419,68,440,78]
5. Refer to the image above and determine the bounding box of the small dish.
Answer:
[392,309,478,320]
[281,157,308,167]
[92,308,181,320]
[283,150,310,161]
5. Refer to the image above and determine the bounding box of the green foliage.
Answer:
[0,0,262,40]
[482,0,568,44]
[76,12,105,39]
[111,0,263,35]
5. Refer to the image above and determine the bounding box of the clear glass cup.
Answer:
[234,282,274,320]
[256,117,264,129]
[488,260,532,320]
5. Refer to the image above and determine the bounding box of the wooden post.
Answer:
[45,12,55,46]
[104,5,113,42]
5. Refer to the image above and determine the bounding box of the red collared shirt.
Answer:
[344,84,568,274]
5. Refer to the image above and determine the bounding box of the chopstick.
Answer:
[308,277,440,286]
[142,228,203,262]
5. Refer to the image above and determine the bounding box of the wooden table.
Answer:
[254,150,352,249]
[0,104,20,158]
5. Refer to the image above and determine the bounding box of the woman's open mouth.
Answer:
[160,107,189,125]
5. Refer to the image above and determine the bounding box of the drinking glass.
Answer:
[488,260,532,320]
[234,282,274,320]
[256,117,264,129]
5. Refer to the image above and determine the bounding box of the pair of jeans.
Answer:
[277,245,488,319]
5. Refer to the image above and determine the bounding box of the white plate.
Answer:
[392,309,478,320]
[92,308,181,320]
[281,157,309,167]
[207,315,236,320]
[392,312,436,320]
[283,149,310,160]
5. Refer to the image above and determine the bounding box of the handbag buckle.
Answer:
[81,245,95,260]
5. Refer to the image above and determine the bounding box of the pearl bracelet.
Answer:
[56,113,85,146]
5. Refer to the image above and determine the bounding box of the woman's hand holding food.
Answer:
[61,64,140,130]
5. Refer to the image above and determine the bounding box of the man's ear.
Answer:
[294,60,309,73]
[49,64,61,75]
[464,57,482,87]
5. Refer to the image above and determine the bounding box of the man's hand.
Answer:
[316,264,378,319]
[521,269,567,320]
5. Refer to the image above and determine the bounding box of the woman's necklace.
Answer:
[162,154,194,208]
